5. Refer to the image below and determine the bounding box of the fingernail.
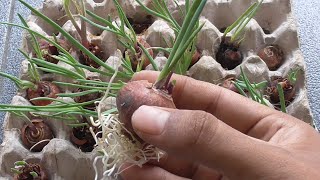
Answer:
[132,106,169,135]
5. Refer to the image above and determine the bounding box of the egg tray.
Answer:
[0,0,313,179]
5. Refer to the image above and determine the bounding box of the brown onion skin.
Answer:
[13,162,48,180]
[266,76,296,104]
[258,45,284,71]
[116,80,175,138]
[191,49,201,66]
[216,38,243,70]
[26,81,60,106]
[38,39,70,64]
[138,37,154,68]
[21,119,54,152]
[128,15,153,34]
[70,119,101,152]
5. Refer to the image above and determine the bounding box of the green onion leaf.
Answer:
[18,0,123,77]
[14,161,27,166]
[29,171,39,178]
[277,84,287,113]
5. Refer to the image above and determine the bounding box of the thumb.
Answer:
[131,105,294,179]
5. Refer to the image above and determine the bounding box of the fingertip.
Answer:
[132,106,170,135]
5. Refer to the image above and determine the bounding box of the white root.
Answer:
[90,57,164,179]
[91,113,163,179]
[29,139,52,152]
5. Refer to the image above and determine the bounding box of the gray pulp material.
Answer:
[0,0,319,179]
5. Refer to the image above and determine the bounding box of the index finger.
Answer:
[132,71,278,133]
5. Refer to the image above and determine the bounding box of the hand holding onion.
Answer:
[120,71,320,180]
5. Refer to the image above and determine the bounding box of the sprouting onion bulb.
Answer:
[88,0,208,178]
[117,80,176,140]
[216,0,263,70]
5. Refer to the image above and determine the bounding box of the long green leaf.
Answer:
[18,14,42,59]
[85,11,118,32]
[139,43,159,71]
[168,22,204,71]
[18,0,123,77]
[30,58,85,80]
[57,89,101,98]
[76,79,125,88]
[80,15,122,36]
[19,49,41,83]
[234,83,248,97]
[156,0,207,85]
[113,0,137,43]
[223,2,258,37]
[0,72,34,90]
[0,22,86,77]
[53,81,121,90]
[231,0,263,42]
[136,0,173,27]
[160,0,180,29]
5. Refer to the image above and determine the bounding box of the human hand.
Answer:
[120,71,320,180]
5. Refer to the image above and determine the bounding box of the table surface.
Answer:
[0,0,319,142]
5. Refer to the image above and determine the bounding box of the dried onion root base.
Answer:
[216,38,243,70]
[26,81,60,106]
[70,126,101,152]
[70,118,101,152]
[258,45,284,71]
[21,119,54,152]
[128,15,154,34]
[266,76,296,105]
[79,43,104,68]
[13,162,48,180]
[38,39,70,64]
[125,37,154,71]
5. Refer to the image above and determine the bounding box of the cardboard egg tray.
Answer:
[0,0,313,179]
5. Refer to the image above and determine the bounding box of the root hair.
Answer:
[90,59,163,179]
